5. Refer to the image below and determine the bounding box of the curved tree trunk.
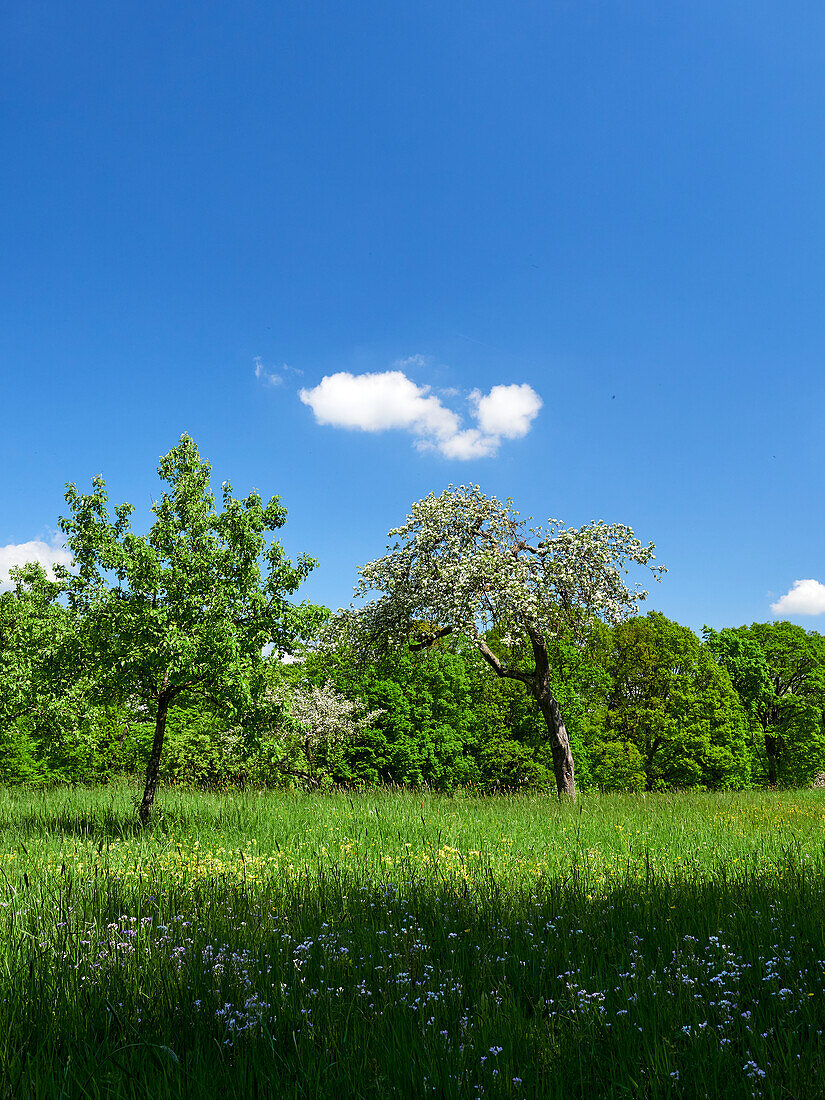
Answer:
[528,627,575,799]
[534,687,576,798]
[476,626,576,800]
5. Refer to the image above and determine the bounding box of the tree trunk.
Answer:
[476,628,576,799]
[764,732,778,788]
[528,628,575,799]
[139,694,171,826]
[534,687,576,799]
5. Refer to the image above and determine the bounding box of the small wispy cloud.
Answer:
[254,357,303,387]
[770,579,825,616]
[392,353,429,370]
[254,357,283,387]
[298,368,542,459]
[0,537,73,590]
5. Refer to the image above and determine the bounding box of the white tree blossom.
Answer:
[329,486,665,798]
[266,682,381,786]
[286,682,380,754]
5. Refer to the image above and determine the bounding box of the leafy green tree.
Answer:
[600,613,750,790]
[312,644,482,788]
[590,740,646,793]
[705,622,825,787]
[329,486,664,798]
[56,435,323,823]
[0,563,116,783]
[307,633,581,791]
[0,565,64,781]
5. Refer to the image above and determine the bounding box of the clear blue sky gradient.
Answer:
[2,2,823,633]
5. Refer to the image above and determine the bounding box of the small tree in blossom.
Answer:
[331,486,665,799]
[281,682,381,785]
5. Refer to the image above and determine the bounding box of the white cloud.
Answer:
[435,429,502,460]
[470,383,543,439]
[770,579,825,616]
[0,538,73,590]
[299,371,459,440]
[299,369,542,460]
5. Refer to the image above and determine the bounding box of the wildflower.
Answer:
[743,1061,767,1079]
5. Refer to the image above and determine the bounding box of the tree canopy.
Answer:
[705,622,825,787]
[55,434,324,822]
[599,612,750,791]
[3,459,825,798]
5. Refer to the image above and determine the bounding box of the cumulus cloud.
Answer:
[0,538,73,590]
[300,370,459,438]
[770,579,825,616]
[470,383,543,439]
[299,370,542,460]
[433,429,501,460]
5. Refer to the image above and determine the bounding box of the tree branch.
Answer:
[477,640,533,685]
[409,626,454,652]
[276,765,321,787]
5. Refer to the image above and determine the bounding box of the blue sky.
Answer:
[2,1,824,633]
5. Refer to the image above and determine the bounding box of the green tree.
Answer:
[305,640,480,788]
[310,633,593,792]
[0,563,116,783]
[56,435,323,823]
[600,613,750,790]
[704,622,825,787]
[0,564,66,781]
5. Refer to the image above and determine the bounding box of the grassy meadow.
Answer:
[0,784,824,1098]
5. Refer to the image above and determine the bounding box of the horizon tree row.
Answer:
[1,435,823,814]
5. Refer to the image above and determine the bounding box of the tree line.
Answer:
[2,437,823,821]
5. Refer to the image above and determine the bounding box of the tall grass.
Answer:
[0,784,823,1097]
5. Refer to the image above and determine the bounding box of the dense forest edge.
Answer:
[3,435,824,802]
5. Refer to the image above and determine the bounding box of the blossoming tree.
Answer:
[334,486,665,798]
[280,682,381,785]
